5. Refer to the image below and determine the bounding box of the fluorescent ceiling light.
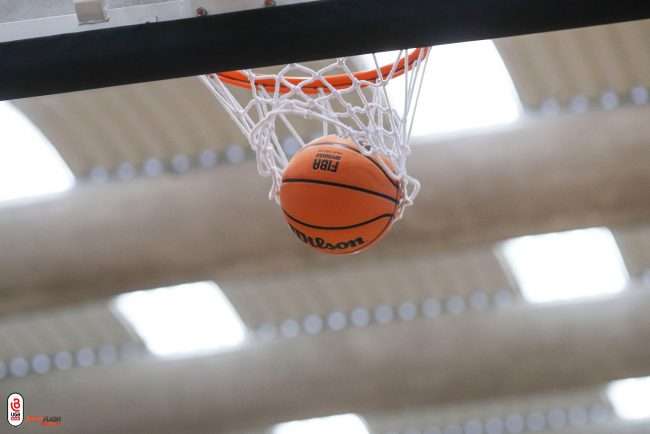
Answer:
[0,101,74,204]
[501,227,629,303]
[608,376,650,420]
[272,414,369,434]
[113,281,247,358]
[366,40,521,138]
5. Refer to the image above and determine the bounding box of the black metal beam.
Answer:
[2,0,650,100]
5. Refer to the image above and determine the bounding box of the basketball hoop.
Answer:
[201,47,430,220]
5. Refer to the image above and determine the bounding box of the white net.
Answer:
[201,48,430,219]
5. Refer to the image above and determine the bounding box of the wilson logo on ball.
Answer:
[290,225,365,250]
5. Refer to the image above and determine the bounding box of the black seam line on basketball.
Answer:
[337,145,400,190]
[347,183,398,253]
[343,203,397,253]
[302,141,400,189]
[283,210,394,230]
[282,178,399,204]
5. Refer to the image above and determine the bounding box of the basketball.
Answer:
[279,135,401,255]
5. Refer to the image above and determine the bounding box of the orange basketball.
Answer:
[280,135,401,255]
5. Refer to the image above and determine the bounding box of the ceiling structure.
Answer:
[495,19,650,111]
[1,105,649,317]
[1,10,650,434]
[13,77,243,178]
[3,289,650,433]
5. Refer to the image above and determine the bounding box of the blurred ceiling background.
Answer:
[1,3,650,433]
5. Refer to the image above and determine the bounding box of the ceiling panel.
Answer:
[0,301,144,373]
[495,20,650,110]
[220,245,518,332]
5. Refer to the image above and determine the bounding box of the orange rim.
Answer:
[216,48,429,95]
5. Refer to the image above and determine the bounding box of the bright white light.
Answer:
[0,101,74,204]
[272,414,369,434]
[608,376,650,420]
[113,281,247,358]
[501,227,629,303]
[366,41,520,138]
